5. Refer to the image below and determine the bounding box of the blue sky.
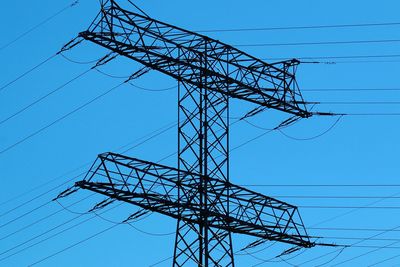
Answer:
[1,0,400,266]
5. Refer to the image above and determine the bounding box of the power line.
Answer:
[88,209,175,236]
[299,205,400,209]
[308,190,400,240]
[236,39,400,47]
[0,81,124,156]
[0,119,180,247]
[0,214,85,261]
[0,201,51,230]
[129,82,177,92]
[0,53,58,93]
[264,54,400,61]
[242,184,400,187]
[28,224,118,267]
[0,36,82,94]
[345,113,400,116]
[0,1,79,52]
[317,101,400,105]
[121,122,178,154]
[196,21,400,33]
[0,166,87,208]
[60,52,101,65]
[3,92,396,264]
[310,227,400,232]
[0,68,92,127]
[0,120,178,220]
[95,68,130,79]
[280,115,342,141]
[300,224,400,265]
[0,52,115,127]
[269,195,400,199]
[367,253,400,266]
[310,59,400,64]
[331,241,400,266]
[95,68,178,91]
[0,174,80,218]
[0,117,256,263]
[0,203,124,264]
[0,194,94,242]
[302,88,400,92]
[323,237,400,242]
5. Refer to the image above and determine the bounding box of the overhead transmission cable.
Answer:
[0,52,116,127]
[0,120,179,241]
[236,39,400,47]
[0,173,82,218]
[0,36,82,94]
[0,201,52,230]
[0,120,180,248]
[266,195,400,199]
[0,193,94,242]
[0,69,90,126]
[197,21,400,33]
[0,203,123,263]
[95,67,178,91]
[264,53,400,61]
[0,1,79,52]
[301,88,400,92]
[0,114,270,263]
[9,118,400,266]
[28,224,118,267]
[0,54,58,93]
[0,119,178,224]
[0,118,178,210]
[242,184,400,187]
[367,252,400,266]
[0,78,127,156]
[330,241,400,266]
[298,220,400,266]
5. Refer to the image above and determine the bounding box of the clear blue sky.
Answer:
[1,0,400,266]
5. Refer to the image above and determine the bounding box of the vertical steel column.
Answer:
[173,43,234,267]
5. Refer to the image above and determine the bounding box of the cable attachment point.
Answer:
[71,1,79,7]
[88,198,115,213]
[92,52,118,68]
[125,67,151,83]
[275,115,302,129]
[316,242,347,248]
[122,209,150,223]
[53,186,79,201]
[277,246,302,257]
[313,111,346,116]
[240,239,266,251]
[240,106,267,121]
[58,37,83,54]
[298,60,337,65]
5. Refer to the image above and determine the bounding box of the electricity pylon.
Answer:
[66,1,318,265]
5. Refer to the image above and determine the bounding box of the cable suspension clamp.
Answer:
[58,37,84,54]
[53,186,79,201]
[277,246,302,257]
[88,198,115,212]
[240,239,266,251]
[93,52,118,68]
[125,67,151,83]
[122,209,150,223]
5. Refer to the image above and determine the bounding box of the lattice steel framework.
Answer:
[71,1,316,266]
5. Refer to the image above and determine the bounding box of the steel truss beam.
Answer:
[76,152,312,248]
[79,0,310,118]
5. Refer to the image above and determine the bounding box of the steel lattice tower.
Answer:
[64,1,319,266]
